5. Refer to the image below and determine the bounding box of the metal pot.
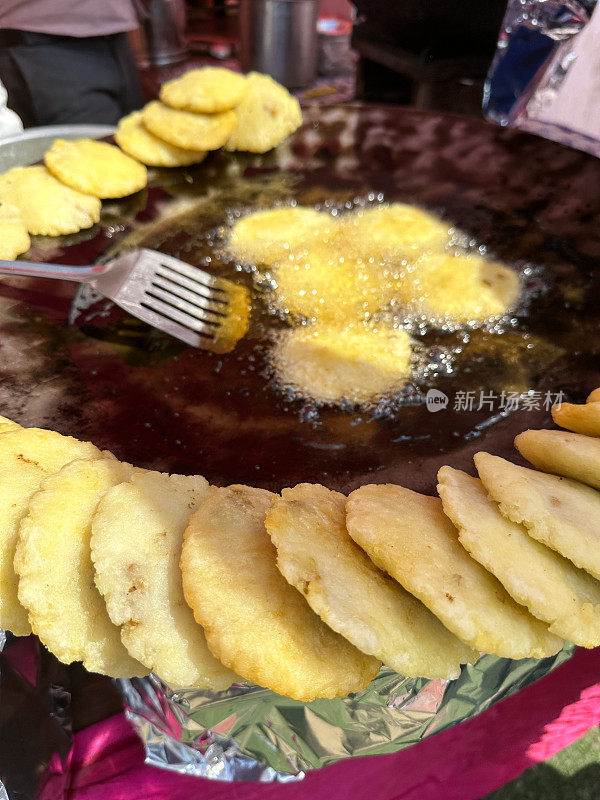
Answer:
[141,0,188,67]
[240,0,318,89]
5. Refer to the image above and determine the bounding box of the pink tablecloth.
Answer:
[46,647,600,800]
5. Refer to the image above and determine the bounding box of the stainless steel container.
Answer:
[240,0,318,89]
[141,0,188,67]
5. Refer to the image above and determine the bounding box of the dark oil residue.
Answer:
[1,107,599,495]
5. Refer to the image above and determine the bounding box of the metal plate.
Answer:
[0,124,115,171]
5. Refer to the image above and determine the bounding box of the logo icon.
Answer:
[426,389,448,413]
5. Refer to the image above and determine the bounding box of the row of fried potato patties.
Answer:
[1,394,600,700]
[0,67,302,259]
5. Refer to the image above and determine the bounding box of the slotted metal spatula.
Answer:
[0,248,250,353]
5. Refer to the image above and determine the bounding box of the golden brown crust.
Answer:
[142,101,237,152]
[181,484,380,700]
[266,483,476,678]
[476,451,600,581]
[115,111,207,168]
[438,466,600,647]
[91,470,236,689]
[0,165,101,235]
[160,67,247,114]
[552,401,600,437]
[45,139,147,199]
[346,482,563,659]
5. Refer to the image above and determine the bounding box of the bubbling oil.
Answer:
[270,321,413,405]
[60,169,582,491]
[225,199,524,407]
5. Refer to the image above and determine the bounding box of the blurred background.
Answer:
[130,0,504,115]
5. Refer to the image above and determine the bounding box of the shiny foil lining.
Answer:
[120,645,574,782]
[484,0,600,155]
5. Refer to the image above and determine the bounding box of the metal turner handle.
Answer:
[0,251,251,353]
[0,259,107,282]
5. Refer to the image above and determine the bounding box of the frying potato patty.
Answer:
[142,101,237,152]
[475,452,600,581]
[346,483,563,658]
[266,483,477,678]
[45,138,147,199]
[271,241,405,323]
[271,322,412,404]
[91,470,237,689]
[227,206,328,267]
[115,111,207,168]
[0,165,101,236]
[340,203,451,257]
[397,252,520,324]
[438,466,600,647]
[160,67,247,114]
[181,484,381,700]
[516,429,600,490]
[15,458,146,677]
[0,428,103,635]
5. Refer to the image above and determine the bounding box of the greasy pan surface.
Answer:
[1,104,599,493]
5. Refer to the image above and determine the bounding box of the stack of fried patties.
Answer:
[0,137,147,258]
[116,67,302,167]
[0,391,599,700]
[0,66,302,260]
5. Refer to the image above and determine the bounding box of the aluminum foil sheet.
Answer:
[120,645,574,782]
[484,0,600,155]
